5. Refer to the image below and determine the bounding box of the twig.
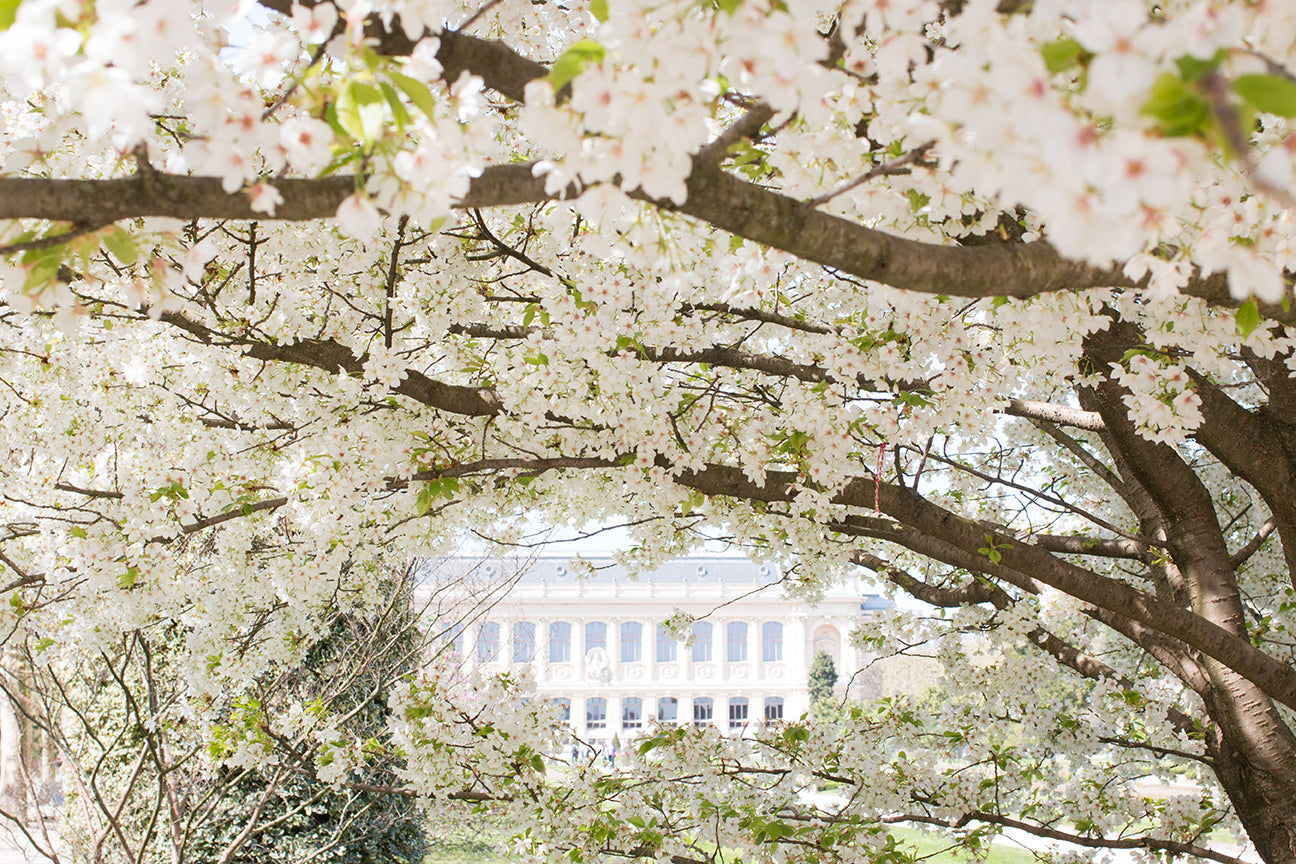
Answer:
[0,221,107,257]
[459,0,503,32]
[802,140,937,209]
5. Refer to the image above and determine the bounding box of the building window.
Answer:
[693,697,713,727]
[585,621,608,653]
[657,696,678,725]
[656,623,677,662]
[587,697,607,729]
[550,622,572,662]
[439,621,465,656]
[764,697,784,722]
[513,621,536,662]
[622,697,643,729]
[553,697,571,724]
[727,621,748,662]
[729,697,749,729]
[762,622,783,662]
[691,621,713,662]
[476,622,500,663]
[621,622,643,662]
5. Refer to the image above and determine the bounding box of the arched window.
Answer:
[476,622,500,663]
[657,696,678,725]
[585,621,608,653]
[620,621,643,662]
[656,623,677,662]
[512,621,536,662]
[693,696,713,726]
[763,697,784,722]
[549,621,572,662]
[691,621,713,662]
[761,622,783,662]
[622,697,643,729]
[587,697,607,729]
[727,621,748,662]
[729,697,749,729]
[439,621,466,656]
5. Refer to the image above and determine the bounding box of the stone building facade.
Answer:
[424,555,894,747]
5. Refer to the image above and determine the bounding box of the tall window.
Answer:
[727,621,748,662]
[761,622,783,662]
[554,697,571,724]
[512,621,536,662]
[691,621,713,662]
[622,697,643,729]
[657,696,678,725]
[550,621,572,662]
[656,623,677,662]
[587,697,607,729]
[440,621,465,656]
[620,622,643,662]
[476,622,500,663]
[729,697,749,729]
[764,697,784,721]
[693,696,713,727]
[585,621,608,653]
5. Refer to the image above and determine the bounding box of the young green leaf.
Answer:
[1040,38,1085,75]
[1235,300,1261,338]
[1234,73,1296,118]
[335,80,387,146]
[388,70,439,122]
[547,39,606,91]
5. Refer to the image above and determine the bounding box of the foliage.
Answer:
[46,570,428,863]
[0,0,1295,862]
[807,650,838,705]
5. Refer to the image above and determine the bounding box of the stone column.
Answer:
[788,614,809,716]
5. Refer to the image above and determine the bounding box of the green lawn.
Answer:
[423,826,1040,864]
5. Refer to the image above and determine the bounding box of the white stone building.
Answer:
[423,555,893,748]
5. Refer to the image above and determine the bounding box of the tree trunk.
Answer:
[1209,723,1296,864]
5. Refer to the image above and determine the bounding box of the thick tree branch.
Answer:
[1186,369,1296,587]
[893,811,1246,864]
[1002,399,1105,430]
[674,462,1296,712]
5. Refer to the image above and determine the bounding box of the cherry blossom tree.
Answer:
[2,0,1296,861]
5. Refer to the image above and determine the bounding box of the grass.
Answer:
[423,826,1042,864]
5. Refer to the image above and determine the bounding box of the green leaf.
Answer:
[1040,38,1085,75]
[70,526,87,539]
[378,80,413,131]
[1234,74,1296,118]
[416,484,433,516]
[1140,72,1211,137]
[335,80,387,146]
[102,227,139,265]
[21,243,66,291]
[119,566,139,589]
[547,39,606,91]
[680,490,705,517]
[387,70,438,122]
[590,0,608,22]
[0,0,19,31]
[1174,49,1225,84]
[1236,300,1261,337]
